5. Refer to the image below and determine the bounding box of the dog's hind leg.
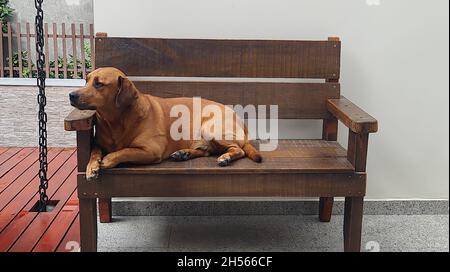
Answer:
[208,139,245,167]
[217,146,245,166]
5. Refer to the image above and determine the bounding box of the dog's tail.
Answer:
[242,141,262,163]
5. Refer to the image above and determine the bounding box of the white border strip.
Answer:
[0,78,85,87]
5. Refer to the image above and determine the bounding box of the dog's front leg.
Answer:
[100,148,162,169]
[86,146,103,181]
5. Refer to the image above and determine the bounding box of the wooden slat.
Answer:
[0,150,77,251]
[0,149,75,232]
[7,23,13,78]
[0,148,34,178]
[62,23,68,79]
[71,24,78,78]
[347,131,369,172]
[34,197,79,252]
[0,149,61,210]
[0,21,3,77]
[44,23,49,78]
[9,169,77,252]
[103,140,353,175]
[0,148,8,156]
[26,23,32,78]
[134,81,340,119]
[79,172,365,199]
[90,25,95,70]
[96,37,341,79]
[79,24,86,78]
[0,147,22,165]
[64,109,96,131]
[327,97,378,133]
[0,149,39,193]
[53,23,59,78]
[107,157,354,175]
[56,216,80,252]
[16,23,23,78]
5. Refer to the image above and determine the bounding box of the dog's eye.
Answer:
[94,81,104,89]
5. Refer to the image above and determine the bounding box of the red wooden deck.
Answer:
[0,147,80,252]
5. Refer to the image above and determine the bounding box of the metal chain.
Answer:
[35,0,48,212]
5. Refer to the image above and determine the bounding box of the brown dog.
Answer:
[69,67,262,181]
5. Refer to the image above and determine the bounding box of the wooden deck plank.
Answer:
[0,148,35,178]
[0,151,77,251]
[0,148,9,156]
[0,149,40,194]
[0,148,22,166]
[0,147,81,252]
[56,216,80,252]
[0,149,62,210]
[33,193,79,252]
[9,169,78,252]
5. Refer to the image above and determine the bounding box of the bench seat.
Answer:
[105,140,355,175]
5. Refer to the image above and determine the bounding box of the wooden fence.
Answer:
[0,22,95,79]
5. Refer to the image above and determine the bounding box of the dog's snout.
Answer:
[69,92,79,102]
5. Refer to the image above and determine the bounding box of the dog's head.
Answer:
[69,67,139,111]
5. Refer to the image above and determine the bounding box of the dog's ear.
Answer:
[116,76,138,109]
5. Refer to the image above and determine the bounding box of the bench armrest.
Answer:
[327,97,378,134]
[64,109,96,131]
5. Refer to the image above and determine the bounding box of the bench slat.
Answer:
[96,38,341,79]
[78,173,365,198]
[135,81,340,119]
[102,140,353,175]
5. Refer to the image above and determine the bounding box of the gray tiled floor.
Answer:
[97,215,449,252]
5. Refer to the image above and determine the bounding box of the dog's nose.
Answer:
[69,92,79,102]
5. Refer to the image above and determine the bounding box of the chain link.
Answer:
[35,0,48,212]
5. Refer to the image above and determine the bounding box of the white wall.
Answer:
[94,0,449,200]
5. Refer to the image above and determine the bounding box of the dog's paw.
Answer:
[86,161,100,182]
[217,154,232,167]
[170,150,190,161]
[100,154,118,169]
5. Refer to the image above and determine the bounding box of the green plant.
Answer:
[50,42,92,79]
[7,41,92,79]
[5,50,35,77]
[0,0,14,33]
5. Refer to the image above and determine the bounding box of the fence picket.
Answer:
[0,21,4,77]
[44,23,49,78]
[71,24,78,79]
[53,23,59,78]
[7,22,13,78]
[62,23,68,79]
[80,24,86,79]
[26,23,32,78]
[90,24,95,70]
[16,23,23,78]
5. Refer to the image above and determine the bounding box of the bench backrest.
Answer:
[95,36,341,120]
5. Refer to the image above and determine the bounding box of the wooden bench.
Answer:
[64,34,378,252]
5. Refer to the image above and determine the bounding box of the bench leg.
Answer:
[343,196,364,252]
[79,198,98,252]
[99,198,112,223]
[319,197,334,222]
